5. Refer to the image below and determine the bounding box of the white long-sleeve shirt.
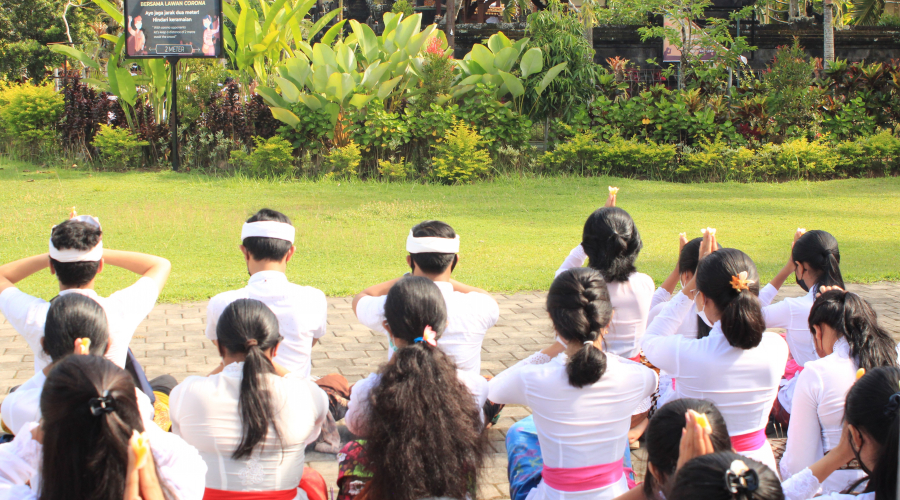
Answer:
[345,368,488,437]
[0,278,159,372]
[355,281,499,375]
[760,284,818,367]
[488,351,657,500]
[169,362,328,495]
[0,421,207,500]
[781,467,871,500]
[555,245,654,359]
[641,291,788,472]
[780,338,866,494]
[205,271,328,378]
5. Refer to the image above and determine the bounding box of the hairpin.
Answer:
[415,326,437,347]
[130,430,150,469]
[724,460,759,494]
[583,340,594,346]
[75,338,91,355]
[730,271,754,293]
[89,390,117,416]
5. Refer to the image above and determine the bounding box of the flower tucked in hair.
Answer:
[75,338,91,355]
[730,271,754,293]
[415,326,438,347]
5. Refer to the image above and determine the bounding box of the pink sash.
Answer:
[628,354,641,363]
[542,459,624,492]
[203,489,296,500]
[730,429,767,452]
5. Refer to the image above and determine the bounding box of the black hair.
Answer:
[39,355,170,500]
[215,298,284,460]
[547,268,613,388]
[844,366,900,497]
[679,237,725,339]
[696,248,766,350]
[365,276,488,500]
[581,207,642,283]
[49,219,103,287]
[809,290,897,371]
[242,209,294,262]
[792,230,844,290]
[43,294,110,362]
[669,451,784,500]
[644,398,732,499]
[408,220,458,275]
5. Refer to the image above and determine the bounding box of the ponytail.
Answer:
[792,230,844,289]
[581,207,643,283]
[216,299,284,460]
[809,290,897,371]
[669,452,784,500]
[366,276,488,500]
[696,249,765,350]
[548,268,613,388]
[844,367,900,498]
[44,294,110,362]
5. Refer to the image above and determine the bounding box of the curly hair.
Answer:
[363,276,489,500]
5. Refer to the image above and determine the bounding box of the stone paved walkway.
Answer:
[2,283,899,498]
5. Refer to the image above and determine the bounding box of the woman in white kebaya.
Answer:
[779,289,897,494]
[491,267,657,500]
[642,231,788,473]
[170,298,329,499]
[759,229,844,422]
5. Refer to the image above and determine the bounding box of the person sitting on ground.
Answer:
[170,298,329,499]
[780,291,897,495]
[0,355,207,500]
[612,398,733,500]
[669,452,785,500]
[642,230,788,473]
[760,229,844,426]
[205,208,327,379]
[0,214,171,377]
[339,276,489,500]
[491,267,658,500]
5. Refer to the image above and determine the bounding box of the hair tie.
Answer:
[730,271,754,293]
[583,340,594,346]
[884,392,900,418]
[414,326,437,347]
[245,339,259,348]
[724,460,759,494]
[89,390,117,416]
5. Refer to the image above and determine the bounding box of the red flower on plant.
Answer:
[425,37,446,57]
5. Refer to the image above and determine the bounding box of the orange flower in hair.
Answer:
[75,338,91,355]
[415,326,437,347]
[730,271,754,292]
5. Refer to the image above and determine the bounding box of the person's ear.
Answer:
[849,424,864,449]
[269,342,280,360]
[647,463,665,487]
[96,259,104,274]
[406,255,415,273]
[48,260,56,276]
[681,271,693,287]
[284,246,296,264]
[239,245,251,262]
[382,320,393,335]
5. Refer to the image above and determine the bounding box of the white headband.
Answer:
[406,230,460,254]
[49,215,103,263]
[241,221,296,243]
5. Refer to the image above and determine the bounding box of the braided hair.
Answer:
[581,207,643,283]
[547,268,613,388]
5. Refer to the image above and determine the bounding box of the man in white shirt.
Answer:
[352,220,499,376]
[0,215,171,374]
[205,209,327,379]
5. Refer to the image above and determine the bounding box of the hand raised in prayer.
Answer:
[678,233,688,252]
[816,285,845,298]
[698,229,718,262]
[605,187,617,208]
[676,410,715,472]
[124,433,164,500]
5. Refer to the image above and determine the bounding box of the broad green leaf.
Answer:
[350,20,379,62]
[309,9,340,39]
[312,65,332,93]
[222,24,235,49]
[498,71,525,97]
[261,0,290,34]
[520,48,543,79]
[115,67,137,106]
[459,74,482,85]
[493,46,517,73]
[349,93,375,108]
[49,45,99,70]
[298,94,323,110]
[297,41,314,60]
[94,0,124,25]
[313,44,338,69]
[100,34,120,44]
[236,8,248,50]
[436,94,452,105]
[275,76,302,102]
[325,72,345,102]
[487,32,511,54]
[512,37,530,57]
[223,1,240,24]
[335,42,356,72]
[382,12,402,38]
[469,45,495,74]
[322,20,347,45]
[393,13,421,48]
[270,107,301,127]
[536,62,567,96]
[361,61,389,89]
[256,86,291,108]
[284,57,312,90]
[260,30,280,49]
[405,24,436,57]
[325,102,340,127]
[82,78,110,92]
[377,75,403,99]
[451,84,474,98]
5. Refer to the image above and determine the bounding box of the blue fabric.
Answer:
[506,416,543,500]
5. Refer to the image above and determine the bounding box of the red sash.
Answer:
[202,489,296,500]
[628,354,641,363]
[730,429,767,452]
[542,459,624,492]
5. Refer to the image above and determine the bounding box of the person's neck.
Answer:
[248,260,287,276]
[222,352,247,365]
[411,268,452,282]
[58,281,96,292]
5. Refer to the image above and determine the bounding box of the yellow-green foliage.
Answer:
[377,156,412,181]
[0,84,63,145]
[230,136,296,178]
[542,132,676,178]
[92,125,149,170]
[324,142,362,179]
[432,121,492,184]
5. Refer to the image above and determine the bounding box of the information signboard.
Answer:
[123,0,223,58]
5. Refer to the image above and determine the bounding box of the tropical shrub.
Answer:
[378,156,413,180]
[92,124,149,170]
[542,132,677,178]
[432,121,493,184]
[230,135,295,178]
[392,0,415,17]
[455,84,532,152]
[324,141,362,179]
[0,84,64,147]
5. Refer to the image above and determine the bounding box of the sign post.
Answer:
[123,0,224,171]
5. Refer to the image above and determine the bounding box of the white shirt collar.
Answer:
[248,270,288,285]
[433,280,454,292]
[57,288,100,299]
[222,361,245,374]
[833,337,851,358]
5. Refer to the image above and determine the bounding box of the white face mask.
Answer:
[135,22,142,29]
[695,293,714,328]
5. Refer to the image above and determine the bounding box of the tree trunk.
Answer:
[789,0,798,18]
[584,16,594,62]
[823,0,834,68]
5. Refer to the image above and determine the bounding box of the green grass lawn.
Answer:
[1,158,898,303]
